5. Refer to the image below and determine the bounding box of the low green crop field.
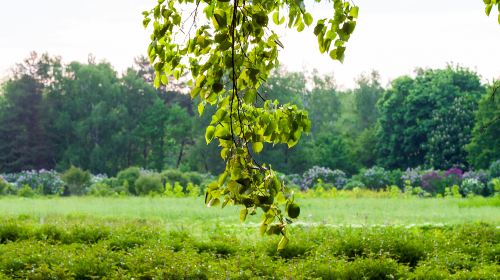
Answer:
[0,197,499,279]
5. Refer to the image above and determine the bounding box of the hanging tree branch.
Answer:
[143,0,358,249]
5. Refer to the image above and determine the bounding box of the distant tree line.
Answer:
[0,53,498,175]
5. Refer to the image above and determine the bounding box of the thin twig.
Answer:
[230,0,239,147]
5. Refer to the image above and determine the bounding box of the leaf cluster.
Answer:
[143,0,358,245]
[484,0,500,24]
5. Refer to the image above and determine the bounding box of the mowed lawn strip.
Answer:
[0,196,498,226]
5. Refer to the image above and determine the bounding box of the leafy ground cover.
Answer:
[0,197,498,279]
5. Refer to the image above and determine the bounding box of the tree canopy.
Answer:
[376,66,483,170]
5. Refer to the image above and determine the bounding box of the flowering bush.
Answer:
[460,178,486,197]
[1,170,64,195]
[355,166,391,190]
[462,170,489,185]
[90,174,108,185]
[444,167,463,187]
[420,170,446,195]
[401,167,422,187]
[301,166,347,190]
[445,167,463,179]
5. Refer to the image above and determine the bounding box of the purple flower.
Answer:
[445,167,463,179]
[421,171,443,193]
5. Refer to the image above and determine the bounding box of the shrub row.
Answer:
[2,160,499,197]
[0,167,213,197]
[0,219,498,279]
[287,160,500,197]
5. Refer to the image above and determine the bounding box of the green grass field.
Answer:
[0,196,498,226]
[0,196,499,279]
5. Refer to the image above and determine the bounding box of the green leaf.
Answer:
[303,13,313,26]
[220,147,229,159]
[260,223,268,235]
[215,126,231,140]
[297,22,305,32]
[325,30,336,40]
[329,46,346,62]
[266,225,281,235]
[161,74,168,85]
[198,102,205,116]
[154,75,160,88]
[190,87,201,99]
[277,236,289,250]
[240,208,248,222]
[143,18,151,28]
[252,142,263,153]
[221,197,230,208]
[205,126,216,143]
[231,167,242,180]
[273,11,280,25]
[213,9,227,28]
[207,198,220,207]
[349,6,359,18]
[342,21,356,35]
[276,192,286,204]
[313,23,324,36]
[173,70,181,79]
[486,4,493,15]
[498,13,500,24]
[244,89,257,104]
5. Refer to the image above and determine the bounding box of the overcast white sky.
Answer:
[0,0,499,88]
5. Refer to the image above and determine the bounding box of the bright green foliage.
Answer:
[484,0,500,24]
[173,182,184,197]
[61,166,91,195]
[252,70,311,174]
[135,173,163,195]
[377,67,484,170]
[466,83,500,169]
[143,0,358,240]
[17,185,36,198]
[0,216,498,279]
[164,182,174,196]
[186,182,201,197]
[117,167,141,195]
